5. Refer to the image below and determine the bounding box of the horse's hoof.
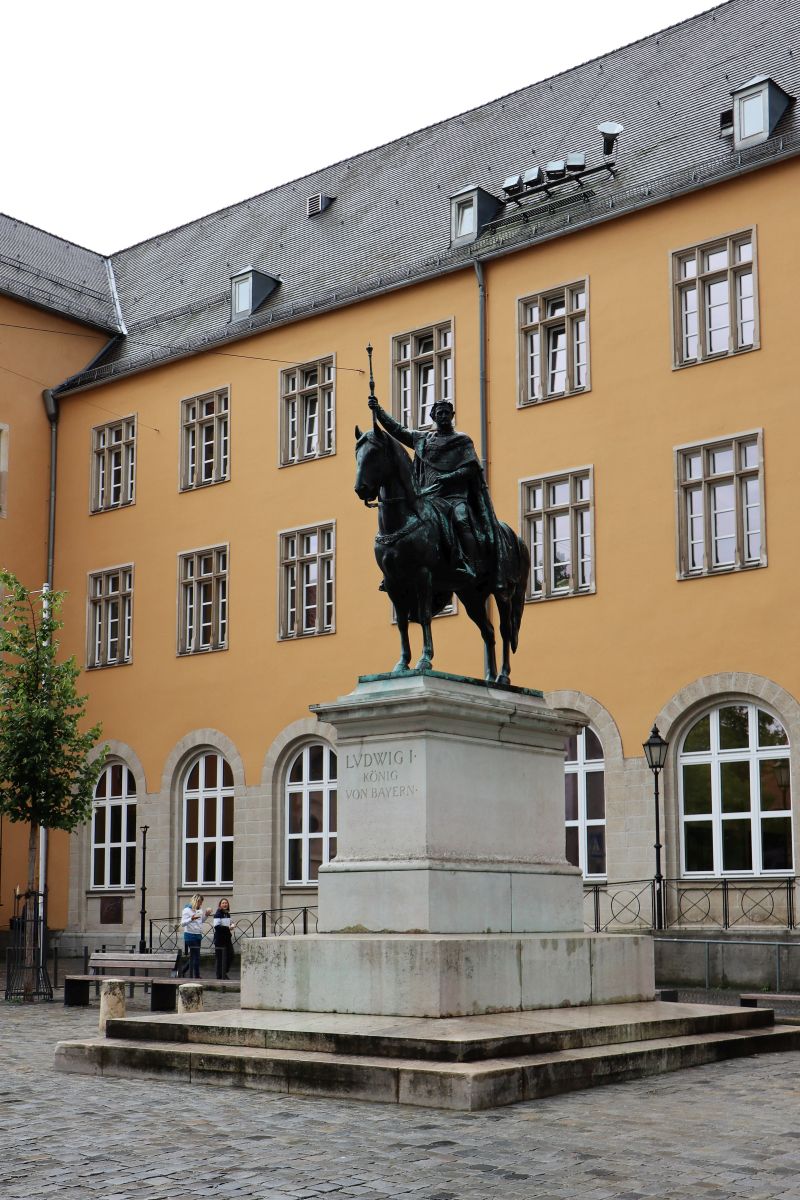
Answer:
[415,658,432,672]
[392,661,411,675]
[495,673,510,687]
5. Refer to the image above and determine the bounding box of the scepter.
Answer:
[366,342,376,401]
[366,342,379,432]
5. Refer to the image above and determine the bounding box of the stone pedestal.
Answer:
[241,671,655,1018]
[315,671,583,934]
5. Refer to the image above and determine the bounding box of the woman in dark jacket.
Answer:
[212,898,235,980]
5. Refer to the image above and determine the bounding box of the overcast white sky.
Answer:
[4,0,718,255]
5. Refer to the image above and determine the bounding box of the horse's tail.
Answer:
[498,524,530,655]
[510,534,530,654]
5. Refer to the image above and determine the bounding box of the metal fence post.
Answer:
[303,908,309,935]
[261,910,267,938]
[722,879,730,930]
[705,940,710,990]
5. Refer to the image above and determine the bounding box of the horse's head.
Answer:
[354,423,389,505]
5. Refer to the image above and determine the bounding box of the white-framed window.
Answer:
[178,546,228,654]
[285,742,337,885]
[281,358,335,465]
[231,275,252,320]
[676,431,765,577]
[519,281,588,405]
[452,195,476,241]
[392,321,453,428]
[564,727,606,878]
[180,387,230,489]
[91,762,137,889]
[183,751,234,886]
[672,230,758,367]
[92,416,136,511]
[0,422,9,518]
[522,468,594,600]
[88,566,133,668]
[279,523,334,639]
[680,704,793,877]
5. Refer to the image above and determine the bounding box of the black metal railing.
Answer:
[148,906,318,952]
[584,877,797,933]
[4,889,53,1001]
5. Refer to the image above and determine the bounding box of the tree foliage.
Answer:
[0,571,104,840]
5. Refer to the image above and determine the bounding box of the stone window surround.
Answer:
[653,673,800,881]
[279,354,336,466]
[671,227,758,369]
[674,428,766,579]
[0,422,9,518]
[261,716,338,910]
[517,278,590,407]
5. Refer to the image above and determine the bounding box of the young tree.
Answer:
[0,571,105,899]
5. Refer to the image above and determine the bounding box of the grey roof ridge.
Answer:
[0,209,108,260]
[104,257,128,336]
[107,0,732,260]
[54,120,798,400]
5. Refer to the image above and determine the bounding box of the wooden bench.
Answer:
[63,951,180,1006]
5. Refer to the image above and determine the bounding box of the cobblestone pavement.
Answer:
[3,995,800,1200]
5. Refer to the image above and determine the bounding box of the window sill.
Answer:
[86,888,135,896]
[518,388,588,409]
[90,501,135,515]
[525,587,595,604]
[179,477,230,492]
[677,561,766,581]
[672,343,759,371]
[278,628,335,642]
[280,451,336,468]
[177,645,228,656]
[87,659,133,670]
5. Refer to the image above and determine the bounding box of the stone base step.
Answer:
[54,1004,800,1110]
[101,1001,772,1062]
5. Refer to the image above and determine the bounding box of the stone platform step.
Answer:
[54,1003,800,1110]
[102,1000,771,1061]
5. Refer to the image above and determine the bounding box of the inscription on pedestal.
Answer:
[344,745,419,801]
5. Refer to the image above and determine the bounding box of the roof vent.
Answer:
[307,194,334,217]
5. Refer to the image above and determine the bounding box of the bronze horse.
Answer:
[354,421,530,685]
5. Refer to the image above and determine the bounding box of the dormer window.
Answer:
[454,196,475,240]
[730,75,792,150]
[229,268,280,322]
[449,186,502,246]
[232,275,252,319]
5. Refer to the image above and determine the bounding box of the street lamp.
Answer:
[643,725,669,931]
[138,825,150,954]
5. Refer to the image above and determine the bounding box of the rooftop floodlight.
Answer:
[522,165,544,188]
[502,174,523,195]
[597,121,624,157]
[545,160,566,180]
[566,152,586,173]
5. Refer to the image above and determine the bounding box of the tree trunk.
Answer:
[23,822,39,996]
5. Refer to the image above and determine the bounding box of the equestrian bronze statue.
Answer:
[354,348,530,685]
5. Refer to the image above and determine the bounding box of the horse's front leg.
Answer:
[496,595,512,686]
[415,570,434,672]
[393,605,412,674]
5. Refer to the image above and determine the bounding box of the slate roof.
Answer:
[1,0,798,395]
[0,214,122,333]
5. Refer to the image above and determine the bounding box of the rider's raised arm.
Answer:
[369,400,416,449]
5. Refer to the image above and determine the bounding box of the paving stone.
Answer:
[4,995,800,1198]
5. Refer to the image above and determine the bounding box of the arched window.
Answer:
[680,703,792,876]
[564,727,606,877]
[91,761,137,888]
[285,742,337,885]
[183,751,234,886]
